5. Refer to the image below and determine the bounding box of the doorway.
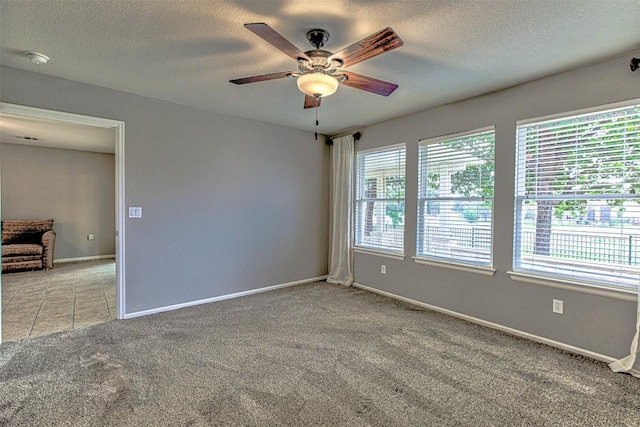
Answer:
[0,103,125,343]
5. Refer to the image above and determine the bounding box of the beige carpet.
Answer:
[0,281,639,426]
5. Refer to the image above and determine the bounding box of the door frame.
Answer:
[0,102,126,336]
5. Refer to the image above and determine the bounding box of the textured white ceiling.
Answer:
[1,0,639,135]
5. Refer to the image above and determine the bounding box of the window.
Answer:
[355,144,406,254]
[514,102,640,290]
[416,128,495,267]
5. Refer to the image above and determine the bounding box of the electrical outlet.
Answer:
[553,299,564,314]
[381,265,386,274]
[87,234,94,241]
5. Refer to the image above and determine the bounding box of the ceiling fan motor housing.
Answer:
[298,50,344,75]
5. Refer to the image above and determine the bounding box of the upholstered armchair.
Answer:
[1,219,57,273]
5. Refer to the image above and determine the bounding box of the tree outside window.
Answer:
[515,103,640,288]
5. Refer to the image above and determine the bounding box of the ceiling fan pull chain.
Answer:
[315,105,319,140]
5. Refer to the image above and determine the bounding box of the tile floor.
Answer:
[1,259,116,342]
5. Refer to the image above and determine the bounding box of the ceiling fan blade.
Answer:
[245,23,310,62]
[329,27,404,68]
[304,95,321,109]
[230,71,294,85]
[338,71,398,96]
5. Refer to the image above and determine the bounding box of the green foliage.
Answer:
[427,173,439,192]
[385,203,404,227]
[553,200,585,220]
[448,133,495,198]
[426,133,495,198]
[451,163,494,198]
[384,176,405,227]
[525,109,640,220]
[385,176,405,199]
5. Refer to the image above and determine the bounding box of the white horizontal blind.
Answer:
[514,103,640,289]
[355,144,405,253]
[417,128,495,266]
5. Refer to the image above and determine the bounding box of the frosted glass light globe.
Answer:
[296,73,339,97]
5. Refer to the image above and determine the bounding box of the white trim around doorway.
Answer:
[0,103,126,330]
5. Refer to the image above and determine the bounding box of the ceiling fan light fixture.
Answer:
[296,73,339,98]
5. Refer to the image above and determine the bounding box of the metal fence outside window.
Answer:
[425,226,640,266]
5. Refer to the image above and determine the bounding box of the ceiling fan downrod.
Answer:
[306,29,329,49]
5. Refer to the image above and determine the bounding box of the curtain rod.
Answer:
[327,131,361,146]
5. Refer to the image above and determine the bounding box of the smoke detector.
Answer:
[25,52,49,65]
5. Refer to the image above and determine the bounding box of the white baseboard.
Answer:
[124,275,329,319]
[353,282,625,366]
[55,254,116,263]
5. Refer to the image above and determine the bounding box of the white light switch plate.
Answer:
[128,207,142,218]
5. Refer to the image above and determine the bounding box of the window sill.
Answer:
[353,247,406,260]
[507,271,638,301]
[412,257,496,276]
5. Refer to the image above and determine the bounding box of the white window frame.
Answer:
[354,143,406,256]
[414,127,495,273]
[512,99,640,292]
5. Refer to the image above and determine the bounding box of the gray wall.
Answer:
[0,66,329,314]
[353,51,640,360]
[1,143,115,260]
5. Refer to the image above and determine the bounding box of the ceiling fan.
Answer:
[230,23,404,109]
